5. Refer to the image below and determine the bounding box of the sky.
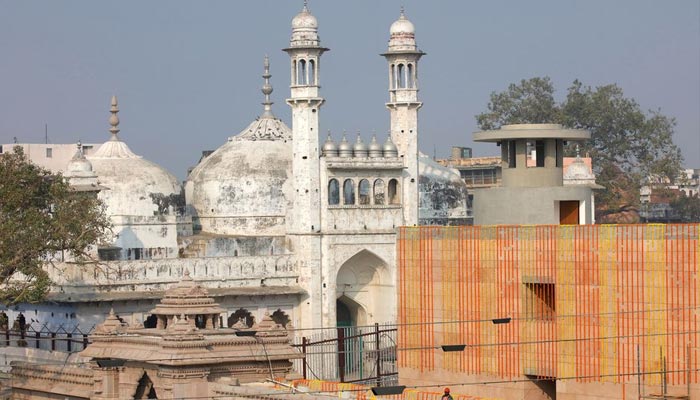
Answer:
[1,0,698,180]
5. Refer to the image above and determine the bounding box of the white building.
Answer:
[1,6,468,333]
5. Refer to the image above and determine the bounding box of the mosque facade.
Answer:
[1,5,469,333]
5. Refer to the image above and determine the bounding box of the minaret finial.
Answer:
[303,0,308,11]
[261,55,274,118]
[400,5,405,18]
[109,95,120,141]
[575,144,581,159]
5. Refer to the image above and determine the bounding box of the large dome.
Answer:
[185,58,293,236]
[89,96,182,217]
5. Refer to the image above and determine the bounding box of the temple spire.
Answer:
[108,95,120,141]
[261,55,274,118]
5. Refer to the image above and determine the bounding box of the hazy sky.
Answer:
[1,1,698,179]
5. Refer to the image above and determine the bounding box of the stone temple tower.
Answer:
[382,9,424,225]
[284,2,328,329]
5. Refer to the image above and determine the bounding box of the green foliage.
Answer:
[670,193,700,222]
[475,77,684,217]
[0,147,110,305]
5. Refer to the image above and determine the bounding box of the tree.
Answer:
[0,147,110,305]
[475,77,684,220]
[670,193,700,222]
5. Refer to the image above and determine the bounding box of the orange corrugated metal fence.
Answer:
[397,224,700,385]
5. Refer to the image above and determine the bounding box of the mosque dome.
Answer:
[418,154,469,224]
[390,10,415,35]
[338,133,353,158]
[185,58,293,236]
[89,96,182,217]
[353,134,368,157]
[292,3,318,30]
[66,142,93,175]
[322,133,338,157]
[564,146,598,186]
[383,136,398,157]
[368,134,383,158]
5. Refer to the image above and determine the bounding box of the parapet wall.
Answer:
[47,254,298,294]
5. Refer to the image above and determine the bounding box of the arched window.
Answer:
[358,179,371,205]
[298,59,307,85]
[228,308,255,328]
[374,179,385,205]
[397,64,406,88]
[343,179,355,205]
[328,179,340,205]
[292,60,297,85]
[390,64,395,89]
[309,59,316,85]
[143,314,157,329]
[388,179,400,204]
[407,64,414,88]
[271,309,291,328]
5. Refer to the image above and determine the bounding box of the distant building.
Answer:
[0,142,99,174]
[640,168,700,222]
[439,141,600,224]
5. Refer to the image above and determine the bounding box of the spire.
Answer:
[108,95,120,141]
[261,55,274,118]
[303,0,308,12]
[400,5,405,19]
[575,144,581,159]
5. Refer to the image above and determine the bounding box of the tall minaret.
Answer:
[284,2,329,329]
[284,1,328,234]
[382,9,424,225]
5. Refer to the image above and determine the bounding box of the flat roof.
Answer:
[473,124,590,142]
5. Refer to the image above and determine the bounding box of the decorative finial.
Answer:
[400,5,405,18]
[303,0,308,11]
[108,95,120,141]
[575,144,581,159]
[261,55,274,118]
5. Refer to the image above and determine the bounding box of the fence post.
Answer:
[4,329,8,346]
[301,337,308,380]
[51,332,56,351]
[67,333,72,352]
[83,334,89,350]
[35,331,40,349]
[375,323,381,386]
[337,327,346,383]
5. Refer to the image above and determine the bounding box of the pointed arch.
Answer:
[336,249,390,327]
[133,372,157,399]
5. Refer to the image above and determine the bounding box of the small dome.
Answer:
[66,144,93,175]
[564,152,597,186]
[322,133,338,157]
[292,5,318,30]
[338,133,353,158]
[368,134,383,158]
[90,97,182,217]
[383,136,398,157]
[390,10,415,35]
[353,134,368,157]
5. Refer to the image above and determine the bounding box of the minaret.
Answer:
[284,1,328,234]
[382,8,424,225]
[283,2,329,329]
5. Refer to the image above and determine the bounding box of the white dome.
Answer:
[89,140,182,217]
[418,154,469,224]
[292,6,318,30]
[390,13,415,35]
[186,115,293,236]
